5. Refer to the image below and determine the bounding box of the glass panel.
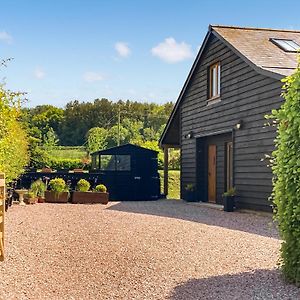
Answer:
[100,155,115,170]
[116,155,131,171]
[95,155,99,169]
[209,64,220,98]
[285,40,300,51]
[272,39,298,52]
[212,66,217,97]
[91,155,96,169]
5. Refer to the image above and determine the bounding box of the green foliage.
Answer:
[23,98,179,170]
[105,125,130,148]
[24,99,174,146]
[223,187,236,197]
[185,184,195,192]
[268,60,300,285]
[86,127,108,153]
[23,105,64,138]
[49,178,68,193]
[76,179,90,192]
[27,191,35,199]
[43,127,59,149]
[95,184,107,193]
[0,84,29,182]
[159,170,180,199]
[48,146,87,159]
[30,179,46,197]
[47,157,89,170]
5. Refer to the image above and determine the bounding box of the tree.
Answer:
[43,127,59,149]
[269,59,300,285]
[86,127,108,153]
[0,84,29,182]
[106,125,130,148]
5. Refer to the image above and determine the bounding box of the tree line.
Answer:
[22,98,179,169]
[23,99,173,146]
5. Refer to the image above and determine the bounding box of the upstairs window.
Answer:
[270,38,300,52]
[209,62,221,99]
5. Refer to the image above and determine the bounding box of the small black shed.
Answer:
[91,144,160,201]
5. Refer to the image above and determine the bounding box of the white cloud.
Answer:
[34,67,46,79]
[151,37,193,63]
[83,71,104,82]
[115,42,131,58]
[0,31,13,44]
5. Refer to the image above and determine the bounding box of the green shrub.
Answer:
[223,187,236,197]
[268,59,300,285]
[95,184,107,193]
[27,191,35,199]
[0,84,29,182]
[49,178,68,193]
[76,179,90,192]
[30,179,46,197]
[48,158,90,170]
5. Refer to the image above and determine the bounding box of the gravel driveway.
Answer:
[0,200,299,300]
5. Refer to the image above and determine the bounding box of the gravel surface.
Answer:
[0,200,299,300]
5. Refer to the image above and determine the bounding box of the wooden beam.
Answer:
[163,147,169,196]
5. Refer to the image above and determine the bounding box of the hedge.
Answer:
[268,59,300,285]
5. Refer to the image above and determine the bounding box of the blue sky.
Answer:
[1,0,300,107]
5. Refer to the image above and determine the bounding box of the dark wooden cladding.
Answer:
[180,33,283,211]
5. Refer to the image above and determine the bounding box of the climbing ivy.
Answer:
[268,58,300,285]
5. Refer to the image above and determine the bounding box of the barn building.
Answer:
[160,25,300,211]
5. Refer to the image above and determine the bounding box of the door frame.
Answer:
[225,141,233,191]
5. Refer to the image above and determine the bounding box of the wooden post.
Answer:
[163,147,169,197]
[0,173,5,261]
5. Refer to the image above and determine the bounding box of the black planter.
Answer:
[184,191,197,202]
[223,195,235,212]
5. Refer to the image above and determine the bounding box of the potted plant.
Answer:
[71,180,109,204]
[30,179,47,203]
[223,187,236,212]
[184,183,197,202]
[25,191,38,204]
[94,184,109,204]
[45,178,69,203]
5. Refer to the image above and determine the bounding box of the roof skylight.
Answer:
[270,38,300,52]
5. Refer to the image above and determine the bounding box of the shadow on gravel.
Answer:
[168,269,299,300]
[107,200,278,239]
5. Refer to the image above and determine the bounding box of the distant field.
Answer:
[159,170,180,199]
[48,146,88,159]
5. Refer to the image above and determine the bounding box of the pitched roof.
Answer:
[212,25,300,77]
[159,25,300,147]
[91,143,158,155]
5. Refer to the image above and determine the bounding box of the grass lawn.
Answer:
[159,170,180,199]
[48,146,88,159]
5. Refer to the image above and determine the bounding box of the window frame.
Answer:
[270,38,300,52]
[208,62,221,101]
[99,154,131,171]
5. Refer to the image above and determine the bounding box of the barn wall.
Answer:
[180,33,283,210]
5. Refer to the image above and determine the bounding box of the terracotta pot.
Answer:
[45,191,69,203]
[71,191,109,204]
[38,197,45,203]
[26,197,38,205]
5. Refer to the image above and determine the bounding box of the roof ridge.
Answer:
[210,24,300,33]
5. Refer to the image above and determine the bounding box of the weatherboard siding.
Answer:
[180,34,283,210]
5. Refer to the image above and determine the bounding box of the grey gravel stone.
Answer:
[0,200,299,299]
